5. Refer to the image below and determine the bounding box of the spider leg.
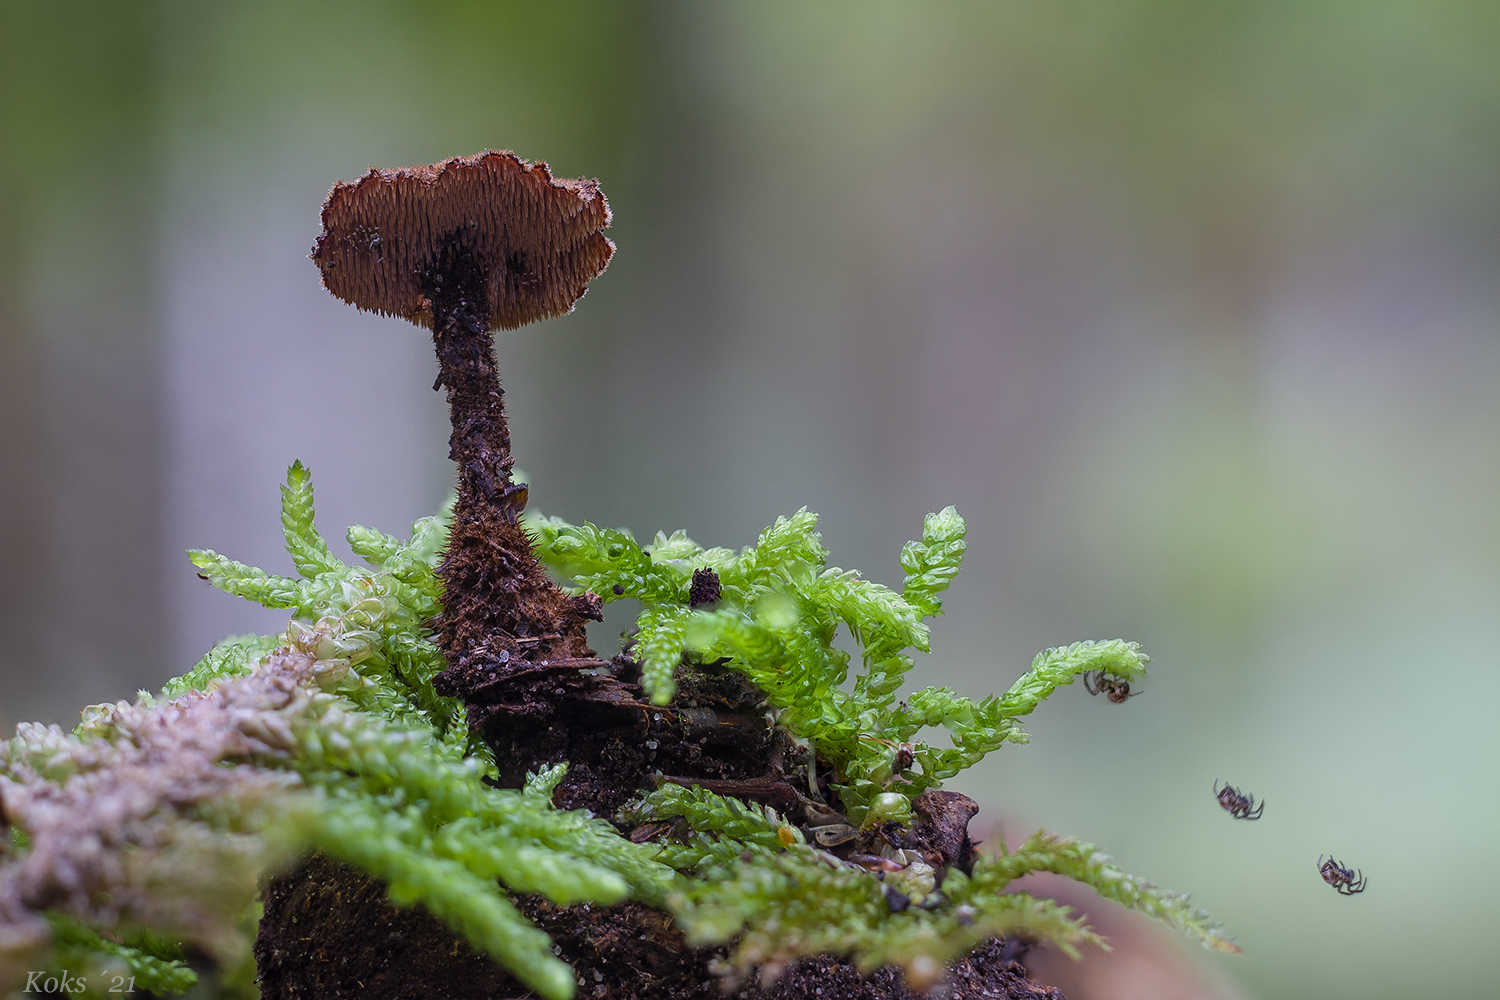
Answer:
[1083,670,1101,695]
[1247,798,1263,820]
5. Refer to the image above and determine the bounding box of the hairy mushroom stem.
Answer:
[421,237,602,682]
[424,237,522,517]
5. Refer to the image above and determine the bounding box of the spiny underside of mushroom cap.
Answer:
[312,150,614,329]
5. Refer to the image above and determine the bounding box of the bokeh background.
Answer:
[3,3,1498,998]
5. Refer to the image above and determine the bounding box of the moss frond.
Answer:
[43,913,199,996]
[899,505,967,619]
[621,783,801,873]
[985,831,1239,954]
[998,640,1149,737]
[281,459,345,579]
[158,633,280,701]
[635,604,692,705]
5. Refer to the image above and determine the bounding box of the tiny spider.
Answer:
[1213,780,1264,820]
[1317,855,1367,896]
[1083,670,1140,703]
[858,736,916,774]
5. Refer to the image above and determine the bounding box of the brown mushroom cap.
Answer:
[312,150,614,329]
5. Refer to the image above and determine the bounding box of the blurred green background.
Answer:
[3,2,1498,998]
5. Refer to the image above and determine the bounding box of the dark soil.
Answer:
[257,855,1060,1000]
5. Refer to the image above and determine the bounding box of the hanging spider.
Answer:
[1083,670,1141,703]
[1317,855,1368,896]
[1213,780,1264,820]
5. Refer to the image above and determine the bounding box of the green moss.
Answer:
[8,463,1231,998]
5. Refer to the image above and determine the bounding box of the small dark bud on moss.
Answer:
[689,568,721,608]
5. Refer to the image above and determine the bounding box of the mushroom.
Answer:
[312,150,611,700]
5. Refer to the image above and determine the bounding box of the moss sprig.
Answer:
[982,831,1239,954]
